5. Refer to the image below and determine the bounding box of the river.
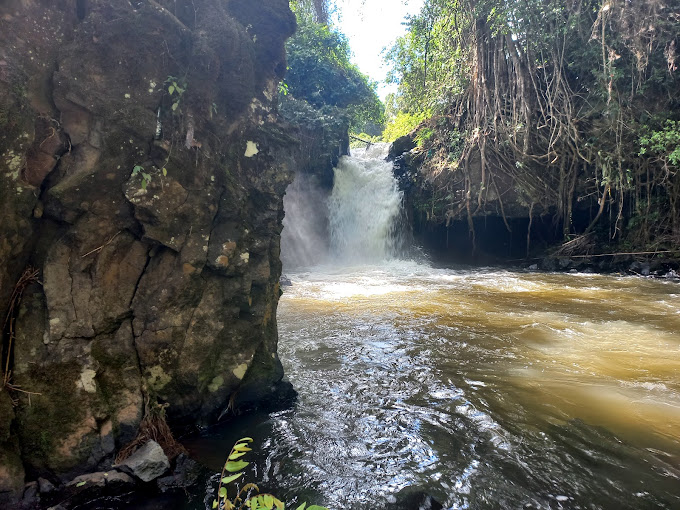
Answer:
[185,146,680,510]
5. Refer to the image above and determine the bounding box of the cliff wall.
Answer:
[0,0,296,501]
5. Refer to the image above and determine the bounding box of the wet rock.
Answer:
[37,478,55,494]
[46,470,135,509]
[156,454,202,492]
[540,257,558,271]
[117,441,170,483]
[528,264,539,271]
[104,471,135,488]
[629,261,651,276]
[558,257,573,269]
[280,275,293,286]
[21,481,39,507]
[66,472,107,489]
[386,488,443,510]
[388,134,416,161]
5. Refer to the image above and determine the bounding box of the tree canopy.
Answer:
[286,1,384,131]
[384,0,680,252]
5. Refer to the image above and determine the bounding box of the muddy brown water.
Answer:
[179,263,680,510]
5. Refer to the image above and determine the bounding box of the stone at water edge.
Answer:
[116,440,170,483]
[156,454,202,492]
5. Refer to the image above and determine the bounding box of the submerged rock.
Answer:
[386,488,444,510]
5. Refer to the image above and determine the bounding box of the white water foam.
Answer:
[328,143,404,264]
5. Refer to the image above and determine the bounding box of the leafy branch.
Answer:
[213,437,327,510]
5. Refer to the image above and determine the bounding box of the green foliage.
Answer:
[285,14,384,130]
[289,0,330,24]
[639,120,680,167]
[212,438,328,510]
[131,164,152,190]
[382,111,428,142]
[384,0,470,115]
[164,76,186,113]
[414,127,434,147]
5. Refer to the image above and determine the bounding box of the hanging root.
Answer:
[115,397,187,463]
[3,267,40,390]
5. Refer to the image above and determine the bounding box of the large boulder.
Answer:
[0,0,297,495]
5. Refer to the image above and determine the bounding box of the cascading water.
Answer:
[281,143,404,269]
[280,174,330,270]
[328,143,404,263]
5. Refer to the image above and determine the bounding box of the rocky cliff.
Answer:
[0,0,296,502]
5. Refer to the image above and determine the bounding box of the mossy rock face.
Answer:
[0,391,14,444]
[15,361,93,475]
[0,434,24,505]
[0,391,22,504]
[1,0,299,482]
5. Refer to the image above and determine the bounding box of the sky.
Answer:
[333,0,425,100]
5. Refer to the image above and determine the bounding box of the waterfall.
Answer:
[281,173,330,270]
[328,143,404,263]
[281,143,404,269]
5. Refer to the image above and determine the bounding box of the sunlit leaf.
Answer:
[221,472,244,484]
[233,444,253,452]
[264,494,274,508]
[168,85,175,95]
[141,179,148,190]
[172,102,179,111]
[306,506,328,510]
[225,460,249,472]
[162,167,167,176]
[295,504,307,510]
[229,451,247,460]
[212,500,218,509]
[76,481,87,487]
[218,486,227,498]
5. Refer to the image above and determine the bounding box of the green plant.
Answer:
[382,111,429,142]
[132,165,152,190]
[284,14,384,130]
[213,437,328,510]
[639,120,680,167]
[165,76,186,113]
[414,127,434,147]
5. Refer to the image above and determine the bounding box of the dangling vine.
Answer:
[386,0,680,256]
